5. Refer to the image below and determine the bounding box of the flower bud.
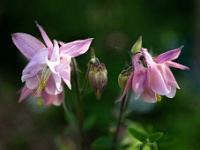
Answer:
[118,67,133,92]
[131,36,142,54]
[89,63,107,100]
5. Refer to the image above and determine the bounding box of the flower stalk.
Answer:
[71,58,87,150]
[113,95,127,148]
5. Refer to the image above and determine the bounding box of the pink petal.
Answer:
[24,48,49,67]
[132,53,146,98]
[163,65,180,89]
[141,89,157,103]
[155,46,183,64]
[52,91,64,106]
[25,76,40,90]
[41,91,64,107]
[60,38,93,57]
[41,91,57,107]
[56,56,71,72]
[21,64,42,82]
[61,69,71,89]
[141,48,155,67]
[46,40,60,73]
[12,33,45,59]
[165,61,189,70]
[116,72,134,102]
[132,69,146,99]
[52,73,63,92]
[141,70,157,103]
[19,85,32,102]
[150,65,170,95]
[45,74,63,95]
[142,49,170,95]
[35,22,53,49]
[21,49,49,82]
[166,87,176,98]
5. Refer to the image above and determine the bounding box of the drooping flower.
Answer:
[140,47,189,102]
[89,63,108,100]
[117,46,189,103]
[88,49,108,100]
[12,22,93,106]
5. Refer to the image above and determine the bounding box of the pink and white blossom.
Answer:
[12,22,93,106]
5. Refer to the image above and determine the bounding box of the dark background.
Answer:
[0,0,199,149]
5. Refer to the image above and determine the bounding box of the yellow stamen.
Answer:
[36,67,51,95]
[156,94,162,102]
[37,98,44,106]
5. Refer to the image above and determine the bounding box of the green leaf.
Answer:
[92,137,113,150]
[149,142,158,150]
[83,115,96,131]
[131,36,142,54]
[128,128,148,142]
[64,111,77,125]
[156,135,177,147]
[148,132,163,142]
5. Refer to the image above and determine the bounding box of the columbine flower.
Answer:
[117,46,189,103]
[12,22,93,106]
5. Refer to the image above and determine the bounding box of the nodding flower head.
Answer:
[89,62,108,100]
[117,37,189,103]
[12,22,93,106]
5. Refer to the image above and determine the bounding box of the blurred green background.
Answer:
[0,0,198,149]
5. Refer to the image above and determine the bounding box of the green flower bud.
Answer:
[118,67,133,92]
[142,145,151,150]
[89,63,107,100]
[131,36,142,54]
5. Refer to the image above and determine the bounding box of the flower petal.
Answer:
[162,64,180,89]
[61,69,71,89]
[52,91,64,106]
[166,87,176,98]
[155,46,183,64]
[19,85,32,102]
[116,72,134,102]
[46,40,60,73]
[21,65,42,82]
[36,22,53,49]
[142,49,170,95]
[132,69,146,99]
[60,38,93,57]
[132,53,146,99]
[150,65,170,95]
[45,74,63,95]
[26,76,40,90]
[12,33,45,59]
[165,61,189,70]
[141,90,157,103]
[41,91,64,107]
[141,70,157,103]
[41,91,57,107]
[21,49,49,82]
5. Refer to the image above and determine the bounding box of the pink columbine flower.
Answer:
[117,46,189,103]
[12,22,93,106]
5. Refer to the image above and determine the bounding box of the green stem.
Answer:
[113,95,127,148]
[71,58,88,150]
[80,62,91,98]
[123,90,131,112]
